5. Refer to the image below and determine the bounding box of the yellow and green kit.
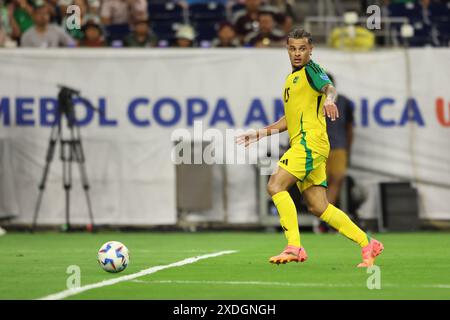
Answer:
[278,59,333,192]
[272,59,370,249]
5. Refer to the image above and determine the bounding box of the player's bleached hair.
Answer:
[286,29,313,45]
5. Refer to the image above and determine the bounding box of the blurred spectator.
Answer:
[59,0,87,42]
[57,0,72,24]
[265,0,296,33]
[328,23,375,51]
[124,19,156,47]
[233,0,263,40]
[0,26,4,45]
[1,0,19,44]
[314,73,355,233]
[100,0,147,26]
[321,73,354,231]
[266,0,296,15]
[211,21,240,47]
[174,24,195,47]
[21,3,76,47]
[244,10,285,47]
[79,19,104,46]
[43,0,58,22]
[9,0,34,38]
[277,14,293,35]
[86,0,100,20]
[58,0,100,25]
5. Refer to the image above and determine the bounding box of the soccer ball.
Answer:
[97,241,129,273]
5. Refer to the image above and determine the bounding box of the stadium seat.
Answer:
[189,2,226,21]
[428,2,450,19]
[429,2,450,46]
[435,20,450,46]
[387,3,404,17]
[230,2,245,15]
[387,1,437,47]
[409,22,433,47]
[229,2,246,23]
[152,21,180,43]
[189,3,226,42]
[388,2,423,23]
[148,2,185,22]
[105,23,131,44]
[194,21,220,41]
[148,2,186,44]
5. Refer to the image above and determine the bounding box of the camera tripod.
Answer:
[32,85,96,232]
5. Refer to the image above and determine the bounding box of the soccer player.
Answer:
[236,29,383,267]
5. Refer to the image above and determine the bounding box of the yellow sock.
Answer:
[320,204,369,247]
[272,191,301,247]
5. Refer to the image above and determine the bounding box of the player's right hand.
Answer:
[235,129,263,147]
[323,98,339,121]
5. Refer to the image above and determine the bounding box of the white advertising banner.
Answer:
[0,48,449,225]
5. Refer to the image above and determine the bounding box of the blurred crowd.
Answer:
[0,0,448,48]
[0,0,297,48]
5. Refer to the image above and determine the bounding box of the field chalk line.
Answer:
[38,250,237,300]
[132,280,450,289]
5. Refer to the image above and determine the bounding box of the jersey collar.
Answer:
[291,65,304,74]
[292,59,313,74]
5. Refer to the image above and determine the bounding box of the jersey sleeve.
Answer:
[305,63,333,93]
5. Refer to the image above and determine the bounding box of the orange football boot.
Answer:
[357,238,384,267]
[269,245,308,264]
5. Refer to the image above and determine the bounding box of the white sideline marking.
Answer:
[425,285,450,289]
[132,280,356,287]
[132,280,450,289]
[38,250,237,300]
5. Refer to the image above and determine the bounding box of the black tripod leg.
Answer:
[61,137,73,231]
[73,127,95,231]
[32,124,60,232]
[77,160,95,231]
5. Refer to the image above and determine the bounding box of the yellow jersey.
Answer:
[283,59,333,158]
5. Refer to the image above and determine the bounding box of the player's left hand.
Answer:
[323,99,339,121]
[235,129,262,147]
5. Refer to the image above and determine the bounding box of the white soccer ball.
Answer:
[97,241,129,273]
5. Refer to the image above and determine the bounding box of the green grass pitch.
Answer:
[0,231,449,300]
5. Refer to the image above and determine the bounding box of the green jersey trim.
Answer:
[305,60,333,93]
[300,114,313,180]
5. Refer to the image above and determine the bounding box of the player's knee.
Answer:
[307,202,327,217]
[307,204,318,216]
[267,180,283,197]
[329,173,345,185]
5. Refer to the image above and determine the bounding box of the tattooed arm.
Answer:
[321,84,339,121]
